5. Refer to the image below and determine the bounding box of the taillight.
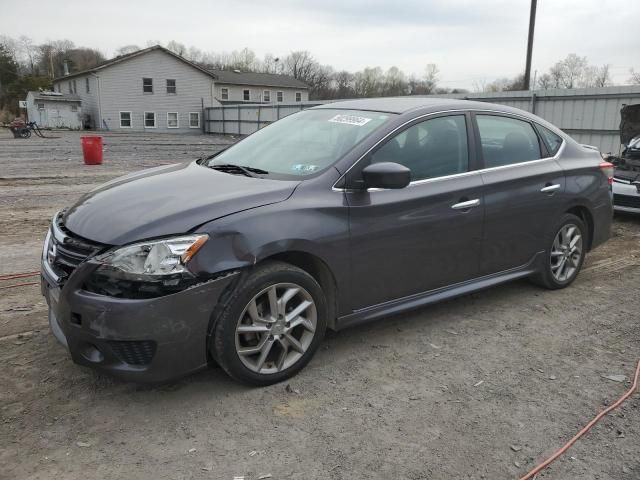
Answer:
[599,161,614,186]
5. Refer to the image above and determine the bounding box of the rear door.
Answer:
[473,113,566,274]
[346,113,485,310]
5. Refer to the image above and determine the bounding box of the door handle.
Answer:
[540,184,561,193]
[451,198,480,210]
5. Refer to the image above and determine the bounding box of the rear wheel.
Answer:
[212,261,327,386]
[531,213,587,289]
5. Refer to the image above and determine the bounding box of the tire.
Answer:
[212,261,327,386]
[531,213,587,290]
[20,129,31,138]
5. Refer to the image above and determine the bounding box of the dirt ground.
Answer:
[1,129,639,480]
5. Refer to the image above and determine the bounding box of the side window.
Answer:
[476,115,541,168]
[536,124,563,156]
[370,115,469,181]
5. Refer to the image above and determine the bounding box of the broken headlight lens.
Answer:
[95,234,208,279]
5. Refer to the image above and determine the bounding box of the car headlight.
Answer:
[95,234,208,279]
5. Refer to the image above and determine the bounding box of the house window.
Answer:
[243,89,250,101]
[166,79,176,94]
[189,112,200,128]
[119,111,132,128]
[143,78,153,93]
[263,90,270,102]
[277,91,283,102]
[221,88,229,100]
[37,103,45,110]
[144,111,156,128]
[86,77,90,93]
[72,80,77,94]
[56,84,60,92]
[295,92,302,102]
[68,82,72,93]
[167,112,179,128]
[71,105,78,112]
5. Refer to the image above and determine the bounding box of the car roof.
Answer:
[312,97,524,116]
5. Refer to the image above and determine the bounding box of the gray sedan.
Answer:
[41,98,613,385]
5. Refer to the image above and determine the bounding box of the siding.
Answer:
[25,92,82,129]
[54,75,100,129]
[215,84,308,104]
[96,49,215,132]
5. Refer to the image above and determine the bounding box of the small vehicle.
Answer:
[611,104,640,213]
[6,119,58,139]
[41,98,613,385]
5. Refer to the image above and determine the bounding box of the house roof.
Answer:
[209,69,308,89]
[28,91,81,103]
[53,45,309,89]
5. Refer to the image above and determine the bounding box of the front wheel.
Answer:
[531,213,587,289]
[212,261,327,386]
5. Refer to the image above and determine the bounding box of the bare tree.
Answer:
[333,70,354,98]
[283,51,317,81]
[230,48,258,71]
[472,79,488,93]
[382,66,407,96]
[18,36,39,74]
[548,62,564,88]
[537,73,553,89]
[353,67,384,97]
[261,53,279,74]
[628,69,640,85]
[423,64,439,93]
[593,64,612,87]
[115,45,141,56]
[166,40,187,57]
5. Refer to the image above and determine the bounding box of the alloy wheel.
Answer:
[235,283,317,374]
[550,223,583,282]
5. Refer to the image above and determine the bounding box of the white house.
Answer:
[51,45,310,133]
[25,91,82,129]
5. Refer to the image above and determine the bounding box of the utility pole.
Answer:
[523,0,537,90]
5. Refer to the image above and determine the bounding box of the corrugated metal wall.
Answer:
[204,86,640,153]
[204,103,320,135]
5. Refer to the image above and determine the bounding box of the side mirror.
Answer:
[362,162,411,189]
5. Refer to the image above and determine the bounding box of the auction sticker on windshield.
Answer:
[328,114,372,126]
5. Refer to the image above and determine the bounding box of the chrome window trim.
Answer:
[331,108,566,192]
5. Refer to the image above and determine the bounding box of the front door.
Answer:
[346,113,485,311]
[473,113,566,274]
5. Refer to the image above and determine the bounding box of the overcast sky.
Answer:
[2,0,638,89]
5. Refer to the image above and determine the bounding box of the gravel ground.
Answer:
[1,129,639,480]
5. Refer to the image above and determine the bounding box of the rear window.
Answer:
[536,124,563,156]
[476,115,542,168]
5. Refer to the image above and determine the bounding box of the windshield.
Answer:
[204,109,394,177]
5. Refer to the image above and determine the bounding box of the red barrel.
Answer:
[80,136,103,165]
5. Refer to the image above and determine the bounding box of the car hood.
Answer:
[63,161,300,245]
[620,104,640,146]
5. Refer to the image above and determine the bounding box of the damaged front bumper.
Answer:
[42,259,238,383]
[612,178,640,213]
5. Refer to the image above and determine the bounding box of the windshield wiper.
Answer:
[208,163,268,177]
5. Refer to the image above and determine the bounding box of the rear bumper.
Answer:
[42,261,238,383]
